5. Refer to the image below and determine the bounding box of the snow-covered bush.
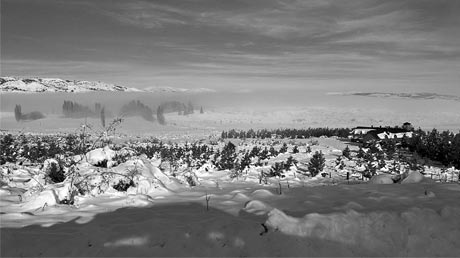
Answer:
[269,162,285,178]
[113,179,135,191]
[85,146,116,168]
[292,145,299,154]
[279,143,288,153]
[0,134,16,165]
[184,172,197,186]
[47,161,65,183]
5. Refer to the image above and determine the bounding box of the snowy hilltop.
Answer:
[0,77,216,93]
[0,77,142,93]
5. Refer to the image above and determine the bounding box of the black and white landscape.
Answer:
[1,1,460,257]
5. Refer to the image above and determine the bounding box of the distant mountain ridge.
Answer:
[0,77,216,93]
[0,77,142,93]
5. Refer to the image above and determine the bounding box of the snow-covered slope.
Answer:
[0,77,142,93]
[1,138,460,256]
[0,77,217,93]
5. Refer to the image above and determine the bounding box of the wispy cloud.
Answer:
[96,1,191,29]
[2,0,459,93]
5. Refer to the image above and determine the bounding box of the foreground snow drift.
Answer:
[266,206,460,257]
[2,183,460,257]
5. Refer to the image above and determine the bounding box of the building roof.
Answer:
[352,126,410,134]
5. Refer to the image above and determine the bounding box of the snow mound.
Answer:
[265,206,460,256]
[140,157,183,191]
[150,158,162,167]
[243,200,272,215]
[418,191,436,198]
[123,194,154,207]
[126,177,168,196]
[251,189,274,198]
[21,189,59,211]
[231,192,250,201]
[53,182,72,201]
[85,147,116,167]
[401,171,424,184]
[0,188,11,196]
[369,174,393,184]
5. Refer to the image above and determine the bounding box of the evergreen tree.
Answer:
[292,145,299,153]
[342,145,351,159]
[249,146,260,158]
[335,156,345,169]
[279,143,288,153]
[356,146,365,159]
[269,162,285,178]
[240,152,251,170]
[284,156,298,170]
[308,151,325,177]
[185,101,194,115]
[200,106,204,114]
[100,107,106,128]
[259,147,269,160]
[218,141,237,170]
[14,104,22,122]
[157,106,166,125]
[269,146,278,157]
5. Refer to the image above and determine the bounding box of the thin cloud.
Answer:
[1,0,459,93]
[91,0,200,29]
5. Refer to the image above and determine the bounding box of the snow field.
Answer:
[1,137,460,256]
[2,182,460,257]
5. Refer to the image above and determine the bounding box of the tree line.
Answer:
[14,104,45,121]
[62,101,103,118]
[61,100,202,125]
[119,100,155,122]
[221,128,351,139]
[401,128,460,169]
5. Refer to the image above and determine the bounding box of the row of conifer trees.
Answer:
[221,128,350,139]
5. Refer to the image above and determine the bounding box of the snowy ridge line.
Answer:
[0,77,141,93]
[0,77,216,93]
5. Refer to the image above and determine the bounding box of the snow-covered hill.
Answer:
[0,77,142,93]
[0,77,217,93]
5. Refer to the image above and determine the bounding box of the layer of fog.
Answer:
[1,89,459,132]
[2,89,460,113]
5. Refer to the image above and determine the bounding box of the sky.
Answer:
[1,0,460,93]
